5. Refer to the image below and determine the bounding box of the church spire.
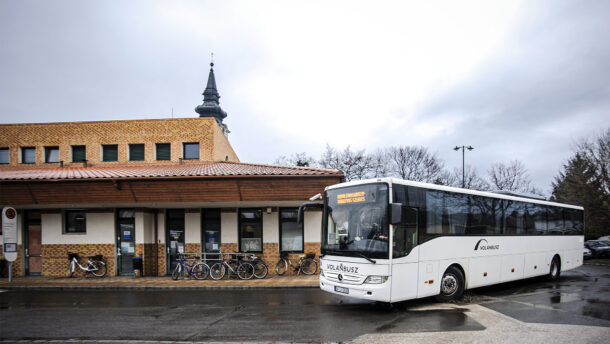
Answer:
[195,60,228,124]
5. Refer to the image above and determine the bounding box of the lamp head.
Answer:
[453,146,460,151]
[467,146,474,151]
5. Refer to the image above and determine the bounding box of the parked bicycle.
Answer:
[210,254,255,280]
[68,252,107,277]
[246,254,268,279]
[275,252,317,276]
[172,254,209,280]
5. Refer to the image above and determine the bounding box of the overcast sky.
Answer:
[1,0,609,193]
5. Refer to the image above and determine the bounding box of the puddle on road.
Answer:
[550,292,582,304]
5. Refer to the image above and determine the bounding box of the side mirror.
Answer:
[390,203,403,225]
[297,202,324,224]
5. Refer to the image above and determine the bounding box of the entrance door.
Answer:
[166,209,185,274]
[202,209,221,253]
[24,211,42,275]
[116,209,136,275]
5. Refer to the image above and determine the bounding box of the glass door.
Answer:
[166,209,185,274]
[202,209,221,253]
[116,209,136,275]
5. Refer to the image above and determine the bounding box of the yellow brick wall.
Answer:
[41,244,115,277]
[0,117,239,166]
[217,242,320,276]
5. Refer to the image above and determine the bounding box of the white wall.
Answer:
[144,212,154,244]
[304,211,322,242]
[221,211,237,244]
[42,212,114,244]
[185,212,201,243]
[135,211,144,244]
[262,211,279,243]
[157,212,165,244]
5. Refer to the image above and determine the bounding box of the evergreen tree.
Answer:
[552,132,610,240]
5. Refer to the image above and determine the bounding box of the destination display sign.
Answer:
[337,191,366,204]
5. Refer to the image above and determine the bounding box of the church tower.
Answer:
[195,62,229,136]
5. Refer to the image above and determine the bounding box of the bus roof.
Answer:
[326,177,584,211]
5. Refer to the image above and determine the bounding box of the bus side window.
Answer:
[393,207,418,258]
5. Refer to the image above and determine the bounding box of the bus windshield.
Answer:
[323,183,389,260]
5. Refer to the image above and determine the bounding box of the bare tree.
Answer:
[487,160,532,192]
[318,144,342,170]
[274,152,317,167]
[317,145,375,181]
[438,165,489,190]
[370,149,390,178]
[339,146,375,181]
[387,146,444,183]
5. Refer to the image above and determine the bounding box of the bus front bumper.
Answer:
[319,275,392,302]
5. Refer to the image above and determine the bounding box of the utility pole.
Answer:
[454,145,474,188]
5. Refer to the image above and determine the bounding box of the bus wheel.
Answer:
[436,266,465,302]
[549,256,561,281]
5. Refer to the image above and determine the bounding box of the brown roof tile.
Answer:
[0,161,343,181]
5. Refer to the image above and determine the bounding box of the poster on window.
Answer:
[241,238,262,252]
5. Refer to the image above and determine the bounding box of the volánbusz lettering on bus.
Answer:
[326,263,358,274]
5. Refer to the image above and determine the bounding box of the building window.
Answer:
[183,143,199,160]
[44,146,59,163]
[71,145,86,162]
[202,209,221,252]
[156,143,171,161]
[102,144,118,162]
[65,210,86,234]
[279,208,303,252]
[239,209,262,253]
[21,147,36,164]
[0,148,9,164]
[129,144,145,161]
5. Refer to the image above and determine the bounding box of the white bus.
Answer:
[299,178,584,303]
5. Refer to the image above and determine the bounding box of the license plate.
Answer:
[334,286,349,294]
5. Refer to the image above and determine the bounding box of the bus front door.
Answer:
[390,207,419,302]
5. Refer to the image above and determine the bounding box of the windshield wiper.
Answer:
[353,251,377,264]
[324,249,377,264]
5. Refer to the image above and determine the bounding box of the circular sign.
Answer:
[5,208,16,220]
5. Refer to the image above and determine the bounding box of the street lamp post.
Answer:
[454,145,474,188]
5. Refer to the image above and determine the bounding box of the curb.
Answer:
[0,284,319,291]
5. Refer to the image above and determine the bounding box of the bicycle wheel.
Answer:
[192,263,210,280]
[300,258,318,275]
[237,262,255,280]
[68,260,74,278]
[172,264,182,280]
[210,262,226,280]
[253,261,268,279]
[89,260,107,277]
[275,259,288,276]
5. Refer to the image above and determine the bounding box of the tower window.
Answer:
[183,143,199,160]
[21,147,36,164]
[45,146,59,163]
[71,145,86,162]
[102,144,118,162]
[129,144,145,161]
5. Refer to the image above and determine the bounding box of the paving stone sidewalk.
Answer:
[0,274,319,289]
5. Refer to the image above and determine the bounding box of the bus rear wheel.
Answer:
[436,266,464,302]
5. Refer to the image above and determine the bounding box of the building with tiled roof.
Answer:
[0,63,343,278]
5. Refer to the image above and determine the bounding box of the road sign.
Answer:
[2,207,18,262]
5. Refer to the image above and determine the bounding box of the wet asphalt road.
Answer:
[0,264,608,342]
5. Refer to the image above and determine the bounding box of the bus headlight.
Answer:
[320,268,325,277]
[364,276,388,284]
